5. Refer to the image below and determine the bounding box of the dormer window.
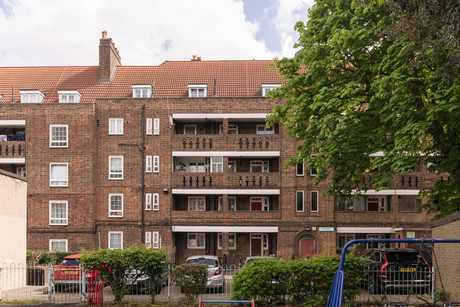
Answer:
[58,90,82,103]
[188,84,207,97]
[20,90,45,103]
[132,85,152,98]
[261,84,281,97]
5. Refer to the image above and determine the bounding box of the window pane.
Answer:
[311,191,318,212]
[296,191,304,211]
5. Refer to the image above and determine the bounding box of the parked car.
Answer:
[53,254,99,291]
[243,256,276,268]
[366,248,431,294]
[185,255,224,292]
[125,269,167,294]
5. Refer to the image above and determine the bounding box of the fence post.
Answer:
[48,264,53,302]
[167,264,171,303]
[432,266,436,305]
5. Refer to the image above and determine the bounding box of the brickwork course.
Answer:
[0,32,440,265]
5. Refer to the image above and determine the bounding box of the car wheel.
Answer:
[368,275,380,294]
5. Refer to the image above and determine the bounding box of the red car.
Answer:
[53,254,98,291]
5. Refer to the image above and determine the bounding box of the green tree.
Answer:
[268,0,460,219]
[171,263,208,305]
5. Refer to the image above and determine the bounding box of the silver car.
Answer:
[185,255,224,292]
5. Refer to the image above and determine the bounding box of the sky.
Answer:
[0,0,314,66]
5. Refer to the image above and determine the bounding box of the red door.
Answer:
[251,200,262,211]
[299,239,317,258]
[251,238,262,256]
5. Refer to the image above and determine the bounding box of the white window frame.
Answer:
[109,156,123,180]
[145,193,152,210]
[146,156,152,173]
[256,124,274,135]
[49,200,68,225]
[218,196,237,211]
[311,191,319,212]
[50,163,68,187]
[109,118,123,135]
[367,196,389,212]
[58,90,81,103]
[184,124,197,135]
[109,193,123,217]
[188,196,206,211]
[109,231,123,249]
[152,231,159,249]
[296,163,304,176]
[153,155,160,172]
[250,196,269,211]
[187,233,205,249]
[146,118,153,135]
[217,233,237,250]
[152,193,159,210]
[188,84,208,97]
[263,234,269,250]
[132,85,152,98]
[250,160,269,173]
[296,191,304,212]
[49,239,68,252]
[20,90,45,103]
[337,234,355,249]
[50,124,68,148]
[219,124,239,135]
[210,157,223,173]
[153,118,160,135]
[261,84,281,97]
[145,232,152,248]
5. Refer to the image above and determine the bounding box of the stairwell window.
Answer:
[50,125,68,148]
[109,156,123,179]
[109,194,123,217]
[109,231,123,249]
[296,191,304,212]
[49,201,68,225]
[109,118,123,135]
[50,163,68,187]
[49,239,68,252]
[311,191,319,212]
[188,84,207,97]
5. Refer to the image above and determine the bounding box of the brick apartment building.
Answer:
[0,32,435,265]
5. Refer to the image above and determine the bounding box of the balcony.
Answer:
[172,172,281,189]
[0,142,25,159]
[172,134,281,151]
[171,209,281,224]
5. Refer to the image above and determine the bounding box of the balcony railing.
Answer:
[171,210,281,223]
[0,142,25,158]
[172,172,280,189]
[172,134,280,151]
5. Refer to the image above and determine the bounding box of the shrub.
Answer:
[171,263,207,304]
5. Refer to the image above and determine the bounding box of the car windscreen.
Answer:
[186,258,217,266]
[61,259,80,266]
[385,252,419,265]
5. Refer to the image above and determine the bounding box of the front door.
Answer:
[251,238,262,256]
[299,239,317,258]
[251,198,262,211]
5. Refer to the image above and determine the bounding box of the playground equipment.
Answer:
[327,238,460,307]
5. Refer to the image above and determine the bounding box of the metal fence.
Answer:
[0,263,438,305]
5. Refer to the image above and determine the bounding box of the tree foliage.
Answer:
[268,0,460,219]
[171,263,208,304]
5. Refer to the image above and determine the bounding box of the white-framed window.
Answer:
[261,84,281,97]
[146,118,152,135]
[49,201,68,225]
[50,163,68,187]
[250,160,269,173]
[228,161,237,173]
[146,156,152,173]
[109,194,123,217]
[190,162,206,172]
[109,156,123,179]
[219,124,239,135]
[152,193,159,210]
[20,90,45,103]
[49,239,68,252]
[109,118,123,135]
[296,163,304,176]
[210,157,223,173]
[263,234,269,250]
[256,124,274,135]
[218,196,237,211]
[50,124,68,148]
[188,233,205,249]
[132,85,152,98]
[184,125,197,135]
[250,196,269,211]
[109,231,123,249]
[153,232,159,249]
[218,233,237,250]
[296,191,304,212]
[58,90,81,103]
[145,193,152,210]
[188,196,206,211]
[16,166,26,177]
[311,191,319,212]
[153,118,160,135]
[367,196,389,212]
[145,232,152,248]
[188,84,208,97]
[337,234,355,249]
[153,155,159,172]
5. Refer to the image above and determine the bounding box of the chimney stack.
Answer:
[98,30,121,82]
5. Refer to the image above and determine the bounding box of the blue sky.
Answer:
[0,0,314,66]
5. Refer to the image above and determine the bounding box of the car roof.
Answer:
[63,254,82,259]
[186,255,219,260]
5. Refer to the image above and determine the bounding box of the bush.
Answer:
[232,255,367,307]
[27,250,73,265]
[171,263,207,304]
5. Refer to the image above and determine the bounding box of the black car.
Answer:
[366,248,431,294]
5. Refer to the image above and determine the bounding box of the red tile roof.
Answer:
[0,60,282,103]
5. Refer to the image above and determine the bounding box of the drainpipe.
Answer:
[141,105,146,243]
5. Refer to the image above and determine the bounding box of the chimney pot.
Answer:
[102,30,107,39]
[197,56,201,61]
[192,55,197,60]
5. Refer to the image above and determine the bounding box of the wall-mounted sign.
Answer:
[319,227,334,232]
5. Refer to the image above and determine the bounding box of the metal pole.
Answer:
[167,264,171,303]
[0,263,3,301]
[431,266,435,305]
[48,264,53,302]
